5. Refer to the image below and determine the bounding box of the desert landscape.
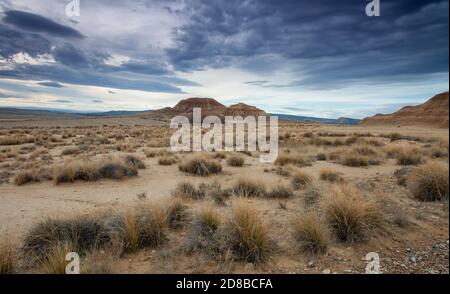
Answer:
[0,92,448,274]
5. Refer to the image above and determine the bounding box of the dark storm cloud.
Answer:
[0,8,194,93]
[0,24,51,58]
[3,10,83,38]
[168,0,448,87]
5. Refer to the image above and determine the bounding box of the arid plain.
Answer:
[0,96,448,274]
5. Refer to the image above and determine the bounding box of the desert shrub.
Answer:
[111,205,166,253]
[61,147,80,156]
[320,169,344,183]
[23,217,111,261]
[211,187,232,206]
[227,155,245,167]
[429,147,448,159]
[185,207,221,253]
[341,154,369,167]
[231,179,266,197]
[0,241,16,274]
[323,185,383,243]
[394,167,412,186]
[275,153,312,167]
[344,136,359,145]
[316,153,327,161]
[172,182,206,200]
[53,156,138,184]
[408,161,449,201]
[222,202,271,263]
[292,212,330,255]
[291,171,313,190]
[303,186,323,206]
[124,155,146,169]
[396,148,423,166]
[179,157,222,176]
[39,242,75,274]
[14,167,52,185]
[0,135,34,146]
[266,185,294,199]
[166,200,190,229]
[212,152,227,159]
[158,156,178,166]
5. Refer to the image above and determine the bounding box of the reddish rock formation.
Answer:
[361,92,449,128]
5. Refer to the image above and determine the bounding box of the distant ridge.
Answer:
[361,92,449,128]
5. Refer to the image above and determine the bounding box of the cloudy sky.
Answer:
[0,0,448,118]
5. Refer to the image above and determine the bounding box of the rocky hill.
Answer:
[360,92,449,128]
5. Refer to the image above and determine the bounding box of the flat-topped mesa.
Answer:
[173,98,227,118]
[361,91,449,128]
[170,98,266,121]
[223,103,267,117]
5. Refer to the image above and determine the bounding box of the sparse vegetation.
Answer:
[222,202,271,263]
[292,212,330,255]
[227,155,245,167]
[172,182,206,200]
[408,161,449,201]
[179,157,222,176]
[266,185,294,199]
[53,156,140,184]
[323,185,383,243]
[166,200,190,229]
[291,171,313,190]
[0,241,16,274]
[231,179,266,197]
[320,169,344,183]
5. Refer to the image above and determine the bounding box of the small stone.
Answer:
[410,256,417,263]
[307,261,314,268]
[322,269,331,274]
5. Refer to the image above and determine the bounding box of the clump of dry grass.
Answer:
[61,147,80,156]
[0,135,34,146]
[0,240,16,274]
[302,185,323,206]
[292,212,330,255]
[222,202,271,263]
[291,171,313,190]
[396,148,423,166]
[112,205,167,253]
[275,153,312,167]
[185,207,221,252]
[227,155,245,167]
[266,185,294,199]
[13,168,52,185]
[53,156,139,184]
[172,182,206,200]
[166,199,190,229]
[231,179,266,197]
[158,156,178,166]
[22,217,111,261]
[320,169,344,183]
[124,155,146,169]
[179,157,222,176]
[39,242,75,274]
[323,185,383,243]
[407,161,449,201]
